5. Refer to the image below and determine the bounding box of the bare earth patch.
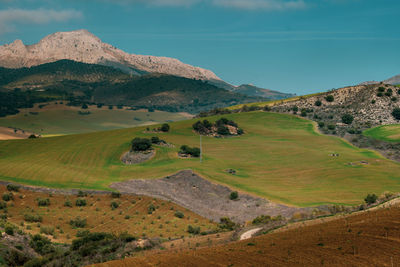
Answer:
[110,170,310,223]
[0,126,32,140]
[121,150,155,165]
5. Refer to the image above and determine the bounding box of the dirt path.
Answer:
[240,228,262,240]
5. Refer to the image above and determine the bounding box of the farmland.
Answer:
[0,111,399,206]
[363,124,400,143]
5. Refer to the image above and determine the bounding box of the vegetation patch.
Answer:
[192,118,243,137]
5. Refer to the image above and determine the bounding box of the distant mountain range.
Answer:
[0,29,293,100]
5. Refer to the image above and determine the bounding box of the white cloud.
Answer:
[0,8,83,34]
[212,0,307,10]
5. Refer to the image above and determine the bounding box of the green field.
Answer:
[363,124,400,143]
[0,103,190,136]
[0,111,399,206]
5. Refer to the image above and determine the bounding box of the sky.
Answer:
[0,0,399,95]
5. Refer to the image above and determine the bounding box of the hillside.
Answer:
[232,84,295,99]
[97,199,400,267]
[0,60,264,115]
[0,112,399,206]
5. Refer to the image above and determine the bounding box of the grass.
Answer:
[0,111,400,206]
[363,124,400,143]
[1,186,215,243]
[228,92,325,110]
[0,102,189,136]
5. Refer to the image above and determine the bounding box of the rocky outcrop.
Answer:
[0,29,221,81]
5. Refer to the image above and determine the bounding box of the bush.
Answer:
[77,190,88,197]
[5,226,14,235]
[131,137,152,152]
[151,136,160,144]
[148,204,156,214]
[378,86,385,92]
[81,103,88,109]
[174,211,184,218]
[392,108,400,120]
[28,134,37,139]
[2,193,13,202]
[0,201,7,210]
[160,123,170,132]
[318,122,325,128]
[218,217,236,231]
[325,95,334,102]
[187,225,200,235]
[70,217,87,228]
[64,200,72,207]
[229,191,239,200]
[314,100,322,106]
[179,145,200,158]
[37,198,50,206]
[30,234,52,254]
[377,92,383,97]
[217,125,230,135]
[392,97,398,102]
[341,114,354,125]
[252,215,283,225]
[40,226,55,235]
[111,201,119,210]
[371,99,376,104]
[300,110,307,117]
[6,184,19,192]
[237,128,244,135]
[97,103,104,108]
[364,194,377,205]
[75,198,87,207]
[24,213,43,222]
[327,124,336,130]
[111,192,121,198]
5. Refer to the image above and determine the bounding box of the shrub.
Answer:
[40,226,55,235]
[64,200,72,207]
[398,89,400,95]
[97,103,104,108]
[174,211,184,218]
[24,213,43,223]
[111,192,121,198]
[0,201,7,210]
[187,225,201,235]
[325,95,334,102]
[70,217,87,228]
[2,193,13,202]
[77,190,88,197]
[160,123,170,132]
[292,106,298,114]
[81,103,88,109]
[364,194,378,205]
[229,191,239,200]
[341,114,354,125]
[37,198,50,207]
[131,137,152,152]
[75,198,87,207]
[377,92,383,97]
[148,204,156,214]
[327,124,336,130]
[5,226,14,235]
[318,122,325,128]
[6,184,19,192]
[30,234,52,254]
[385,91,392,97]
[151,136,160,144]
[378,86,385,92]
[392,97,398,102]
[179,145,200,158]
[371,99,376,104]
[217,125,230,135]
[218,217,236,231]
[314,100,322,106]
[300,110,307,117]
[108,105,113,110]
[110,201,119,210]
[392,108,400,120]
[237,128,244,135]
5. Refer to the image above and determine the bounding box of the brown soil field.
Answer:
[0,186,216,243]
[96,200,400,267]
[0,126,31,140]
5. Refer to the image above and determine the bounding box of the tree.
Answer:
[160,123,170,132]
[229,191,238,200]
[217,125,230,135]
[151,136,160,144]
[325,95,334,102]
[392,108,400,120]
[131,138,152,152]
[81,103,88,109]
[315,100,322,106]
[341,114,354,125]
[364,194,377,205]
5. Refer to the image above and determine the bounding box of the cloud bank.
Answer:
[0,8,83,34]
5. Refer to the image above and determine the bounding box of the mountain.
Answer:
[0,60,264,115]
[384,74,400,85]
[232,84,295,99]
[0,29,220,81]
[0,29,292,100]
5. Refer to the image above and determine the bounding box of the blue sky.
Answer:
[0,0,399,94]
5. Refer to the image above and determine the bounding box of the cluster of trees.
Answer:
[192,118,243,136]
[130,135,168,152]
[179,145,200,158]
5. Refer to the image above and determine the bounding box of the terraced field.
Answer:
[98,199,400,267]
[363,124,400,143]
[0,186,215,243]
[0,111,399,206]
[0,102,190,136]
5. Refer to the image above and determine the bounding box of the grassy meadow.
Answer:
[363,124,400,143]
[0,111,399,206]
[0,102,190,136]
